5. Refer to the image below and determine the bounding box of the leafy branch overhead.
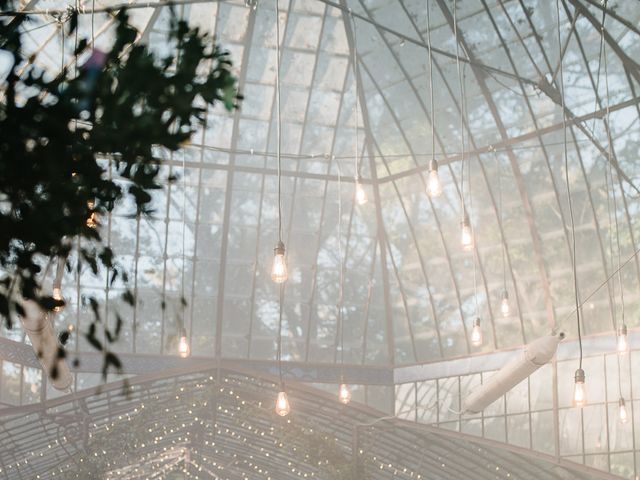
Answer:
[0,2,241,378]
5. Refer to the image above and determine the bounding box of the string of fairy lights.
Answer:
[1,372,532,479]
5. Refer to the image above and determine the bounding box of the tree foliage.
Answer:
[0,2,240,377]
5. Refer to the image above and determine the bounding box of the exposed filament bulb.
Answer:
[275,391,290,416]
[338,383,352,405]
[271,241,288,283]
[471,317,482,346]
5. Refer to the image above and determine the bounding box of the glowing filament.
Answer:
[275,391,290,416]
[426,160,442,197]
[338,383,352,405]
[617,324,628,354]
[271,241,288,284]
[619,398,628,424]
[461,215,473,251]
[573,369,586,408]
[355,177,368,206]
[471,317,482,346]
[500,290,510,317]
[178,329,190,358]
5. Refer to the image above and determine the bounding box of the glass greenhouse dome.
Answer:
[0,0,639,478]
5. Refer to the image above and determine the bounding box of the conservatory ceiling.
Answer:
[0,366,613,479]
[7,0,640,368]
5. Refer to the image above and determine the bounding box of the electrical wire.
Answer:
[180,151,187,333]
[274,0,284,391]
[275,0,282,243]
[603,22,625,336]
[277,283,284,389]
[350,11,359,179]
[589,2,607,135]
[426,1,435,167]
[337,163,345,374]
[497,147,506,293]
[453,0,465,220]
[556,0,582,370]
[602,8,627,402]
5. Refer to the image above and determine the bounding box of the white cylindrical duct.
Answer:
[463,332,563,414]
[20,299,73,391]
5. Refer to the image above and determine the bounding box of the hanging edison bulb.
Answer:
[52,287,65,312]
[461,214,473,251]
[86,199,99,228]
[338,382,352,405]
[354,176,368,205]
[275,390,290,416]
[271,241,288,283]
[500,290,510,317]
[617,324,628,354]
[471,317,482,346]
[426,159,442,197]
[178,328,190,358]
[618,397,628,424]
[573,368,586,408]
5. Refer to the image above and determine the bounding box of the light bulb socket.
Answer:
[473,317,481,328]
[180,328,187,338]
[461,213,470,227]
[619,397,626,408]
[274,241,285,256]
[501,290,509,301]
[429,159,438,172]
[574,368,585,384]
[618,324,628,336]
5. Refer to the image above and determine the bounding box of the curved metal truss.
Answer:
[0,365,617,479]
[4,0,640,367]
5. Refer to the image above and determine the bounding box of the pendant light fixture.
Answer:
[178,152,191,358]
[556,0,584,407]
[273,0,290,417]
[500,291,510,317]
[271,0,288,284]
[351,12,367,207]
[275,284,290,416]
[425,2,441,198]
[618,397,628,424]
[601,4,630,425]
[573,368,587,407]
[602,15,629,356]
[338,381,352,405]
[471,317,482,347]
[461,212,473,251]
[336,158,351,405]
[470,223,482,347]
[617,325,628,353]
[495,147,510,317]
[178,328,190,358]
[454,0,472,252]
[275,390,290,416]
